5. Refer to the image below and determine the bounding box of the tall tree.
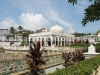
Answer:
[10,27,15,34]
[22,30,34,38]
[68,0,100,26]
[96,30,100,34]
[18,26,23,30]
[22,30,34,45]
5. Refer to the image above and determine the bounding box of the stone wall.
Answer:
[0,48,78,75]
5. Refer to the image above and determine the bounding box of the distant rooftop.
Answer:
[0,29,8,30]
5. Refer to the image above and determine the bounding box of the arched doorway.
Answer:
[56,37,58,46]
[62,38,64,46]
[47,38,51,46]
[30,38,33,45]
[42,38,44,46]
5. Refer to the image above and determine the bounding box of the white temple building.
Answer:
[29,23,75,47]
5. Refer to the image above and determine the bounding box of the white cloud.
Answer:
[0,17,18,29]
[20,13,51,31]
[48,9,75,33]
[74,5,85,13]
[0,0,75,33]
[74,0,90,14]
[0,13,51,31]
[68,28,75,33]
[7,0,50,13]
[0,11,75,33]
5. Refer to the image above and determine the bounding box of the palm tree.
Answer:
[10,27,15,34]
[18,26,23,31]
[17,26,23,31]
[26,41,47,75]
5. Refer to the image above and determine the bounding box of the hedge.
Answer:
[48,55,100,75]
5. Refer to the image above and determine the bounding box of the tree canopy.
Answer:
[73,32,91,37]
[96,30,100,34]
[18,26,23,30]
[68,0,100,26]
[10,27,15,34]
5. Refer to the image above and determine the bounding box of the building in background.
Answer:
[29,23,75,47]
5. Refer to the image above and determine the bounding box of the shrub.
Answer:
[26,41,47,75]
[62,50,85,68]
[48,55,100,75]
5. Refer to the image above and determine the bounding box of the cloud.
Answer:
[0,0,75,33]
[20,13,51,31]
[0,17,18,29]
[48,9,75,33]
[74,5,85,13]
[7,0,50,13]
[74,0,90,14]
[0,13,51,32]
[68,28,75,33]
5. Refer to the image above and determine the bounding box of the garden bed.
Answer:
[48,55,100,75]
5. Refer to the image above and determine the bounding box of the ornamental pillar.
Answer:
[57,37,59,46]
[60,37,61,46]
[64,38,65,46]
[50,36,53,46]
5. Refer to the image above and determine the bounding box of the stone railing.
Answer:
[0,47,78,75]
[4,46,29,50]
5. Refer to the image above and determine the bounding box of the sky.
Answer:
[0,0,100,34]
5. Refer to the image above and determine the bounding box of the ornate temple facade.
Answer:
[29,23,75,47]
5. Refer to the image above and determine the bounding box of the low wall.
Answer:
[4,46,29,50]
[0,47,78,75]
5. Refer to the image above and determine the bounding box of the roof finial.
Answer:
[56,21,58,25]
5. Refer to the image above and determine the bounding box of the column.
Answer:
[29,37,30,46]
[64,37,66,46]
[54,37,55,45]
[57,37,59,46]
[44,37,46,46]
[41,37,43,46]
[50,36,53,46]
[61,38,62,46]
[73,37,74,44]
[40,36,42,46]
[69,37,71,45]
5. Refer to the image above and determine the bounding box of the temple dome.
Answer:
[50,24,64,34]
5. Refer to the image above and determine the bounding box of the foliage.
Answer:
[73,32,91,37]
[9,26,34,37]
[73,39,89,44]
[26,41,46,75]
[20,41,25,46]
[62,50,85,67]
[96,30,100,34]
[22,29,34,38]
[22,30,34,46]
[48,55,100,75]
[18,26,23,30]
[10,27,15,34]
[68,0,100,26]
[66,43,100,52]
